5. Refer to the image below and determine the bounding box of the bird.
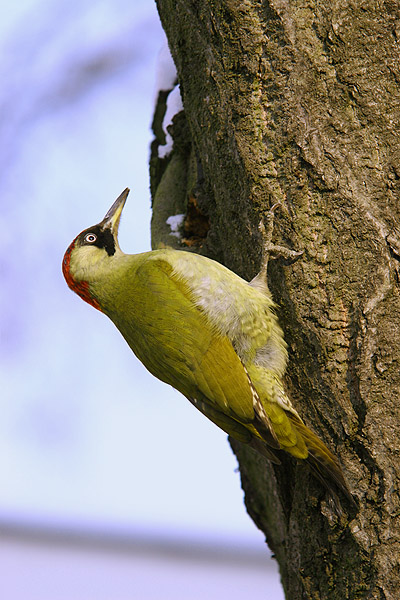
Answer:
[63,188,354,509]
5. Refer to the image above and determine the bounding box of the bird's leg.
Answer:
[251,203,303,290]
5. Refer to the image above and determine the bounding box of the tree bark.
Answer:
[151,1,400,598]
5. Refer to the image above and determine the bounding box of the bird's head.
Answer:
[62,188,129,310]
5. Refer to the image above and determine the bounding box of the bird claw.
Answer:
[257,204,303,278]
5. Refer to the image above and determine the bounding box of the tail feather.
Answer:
[290,416,356,509]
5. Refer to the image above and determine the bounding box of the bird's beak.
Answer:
[101,188,130,235]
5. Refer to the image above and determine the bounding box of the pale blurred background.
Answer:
[0,1,284,598]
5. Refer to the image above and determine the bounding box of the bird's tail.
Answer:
[291,416,356,510]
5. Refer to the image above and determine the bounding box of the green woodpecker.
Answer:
[63,188,354,508]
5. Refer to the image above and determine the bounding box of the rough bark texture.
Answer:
[151,1,400,598]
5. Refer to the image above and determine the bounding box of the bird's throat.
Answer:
[62,240,101,311]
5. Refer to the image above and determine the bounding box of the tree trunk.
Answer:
[151,1,400,598]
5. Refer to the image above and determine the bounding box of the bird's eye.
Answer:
[84,233,97,243]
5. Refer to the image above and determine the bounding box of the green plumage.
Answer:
[63,189,354,508]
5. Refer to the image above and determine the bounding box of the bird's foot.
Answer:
[257,203,303,279]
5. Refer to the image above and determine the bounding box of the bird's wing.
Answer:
[130,256,277,442]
